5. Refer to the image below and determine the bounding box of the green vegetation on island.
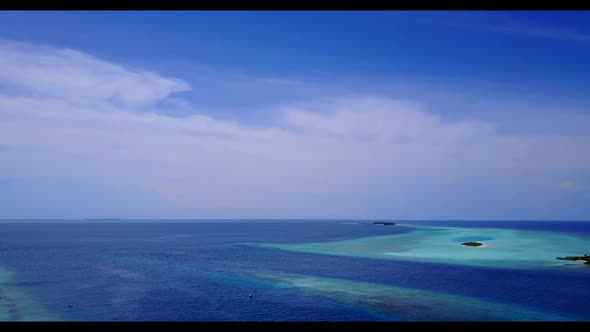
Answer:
[461,242,484,247]
[556,254,590,265]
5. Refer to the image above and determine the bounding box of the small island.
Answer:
[461,242,484,247]
[556,254,590,265]
[372,222,396,226]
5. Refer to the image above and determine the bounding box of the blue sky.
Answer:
[0,11,589,220]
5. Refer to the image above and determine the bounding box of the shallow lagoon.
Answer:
[249,272,582,321]
[259,225,590,269]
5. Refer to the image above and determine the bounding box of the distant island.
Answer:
[371,222,396,226]
[556,254,590,265]
[461,242,484,247]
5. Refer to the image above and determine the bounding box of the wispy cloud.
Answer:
[440,21,590,44]
[0,39,191,108]
[1,40,589,219]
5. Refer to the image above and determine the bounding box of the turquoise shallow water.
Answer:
[259,225,590,269]
[0,221,589,321]
[452,236,495,243]
[248,272,582,321]
[0,266,57,321]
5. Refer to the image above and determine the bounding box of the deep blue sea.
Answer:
[0,220,589,321]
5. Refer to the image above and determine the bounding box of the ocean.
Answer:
[0,220,589,321]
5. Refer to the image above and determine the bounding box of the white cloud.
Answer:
[1,40,589,219]
[0,39,190,108]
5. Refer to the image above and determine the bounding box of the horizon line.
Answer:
[0,218,589,222]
